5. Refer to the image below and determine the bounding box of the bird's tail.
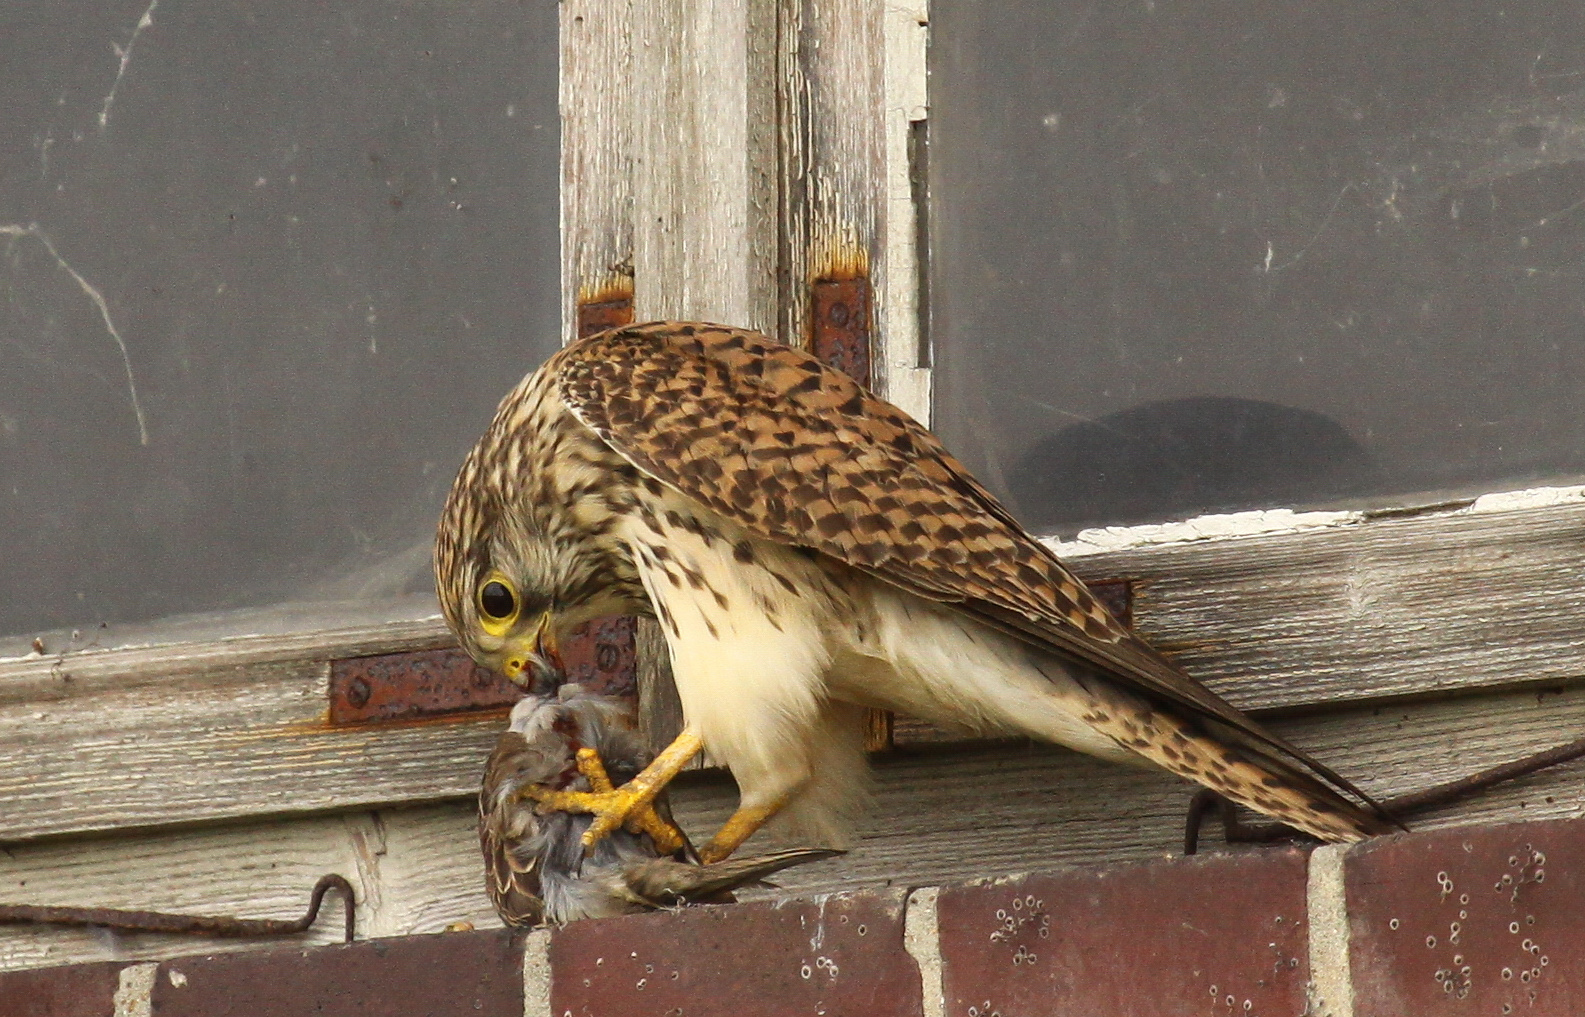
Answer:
[622,848,844,906]
[1121,707,1394,843]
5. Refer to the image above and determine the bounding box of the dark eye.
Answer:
[479,580,517,619]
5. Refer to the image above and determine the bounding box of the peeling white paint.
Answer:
[1041,483,1585,560]
[1467,485,1585,514]
[1048,508,1365,558]
[1,222,149,445]
[99,0,160,131]
[879,0,930,426]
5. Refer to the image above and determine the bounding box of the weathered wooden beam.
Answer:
[0,651,500,843]
[4,496,1584,842]
[1059,498,1585,712]
[0,804,495,972]
[6,681,1584,973]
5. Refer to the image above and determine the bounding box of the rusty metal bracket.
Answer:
[0,874,357,942]
[329,648,519,726]
[576,274,634,341]
[560,615,640,699]
[328,627,641,725]
[809,266,888,747]
[809,275,873,389]
[1085,578,1133,629]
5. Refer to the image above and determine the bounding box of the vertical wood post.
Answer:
[560,0,641,708]
[630,0,781,337]
[561,0,634,347]
[560,0,928,758]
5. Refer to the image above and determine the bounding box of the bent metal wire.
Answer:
[0,873,356,943]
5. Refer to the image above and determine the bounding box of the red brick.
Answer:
[147,929,522,1017]
[0,962,120,1017]
[938,848,1311,1017]
[549,889,921,1017]
[1346,817,1585,1016]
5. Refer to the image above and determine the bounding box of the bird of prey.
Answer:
[479,685,840,926]
[437,321,1392,864]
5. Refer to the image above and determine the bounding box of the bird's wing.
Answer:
[555,321,1387,826]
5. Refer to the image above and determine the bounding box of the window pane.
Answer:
[931,1,1585,533]
[0,2,558,649]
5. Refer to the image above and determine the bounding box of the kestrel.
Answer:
[480,685,840,925]
[438,321,1392,864]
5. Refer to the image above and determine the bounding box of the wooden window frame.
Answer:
[5,0,1585,883]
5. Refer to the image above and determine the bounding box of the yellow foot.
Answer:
[518,749,687,856]
[574,747,688,855]
[698,799,785,863]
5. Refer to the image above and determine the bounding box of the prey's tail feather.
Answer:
[623,848,844,906]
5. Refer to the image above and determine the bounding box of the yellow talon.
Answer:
[574,747,688,853]
[518,745,690,856]
[575,747,617,793]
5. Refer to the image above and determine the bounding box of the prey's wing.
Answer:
[477,731,549,928]
[555,322,1388,830]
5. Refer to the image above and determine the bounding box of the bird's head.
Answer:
[435,438,639,690]
[435,515,562,691]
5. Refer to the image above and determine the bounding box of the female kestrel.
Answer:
[436,321,1391,863]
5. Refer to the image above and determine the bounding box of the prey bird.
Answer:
[479,684,840,926]
[438,321,1393,864]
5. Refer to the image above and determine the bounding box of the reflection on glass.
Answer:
[932,1,1585,533]
[0,2,559,648]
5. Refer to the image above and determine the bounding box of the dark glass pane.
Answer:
[0,1,559,649]
[932,0,1585,533]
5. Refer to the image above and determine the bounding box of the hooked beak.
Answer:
[501,612,565,693]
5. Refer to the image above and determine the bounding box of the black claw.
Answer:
[1182,789,1306,855]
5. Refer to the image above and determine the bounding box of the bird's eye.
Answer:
[479,580,517,620]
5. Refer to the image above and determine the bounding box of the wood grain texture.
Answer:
[0,652,501,843]
[0,612,451,708]
[630,0,779,336]
[7,683,1581,973]
[780,0,884,346]
[3,499,1585,843]
[561,0,633,343]
[782,0,929,421]
[1059,499,1585,712]
[0,804,495,972]
[634,616,688,764]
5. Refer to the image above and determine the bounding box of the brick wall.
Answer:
[6,815,1582,1017]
